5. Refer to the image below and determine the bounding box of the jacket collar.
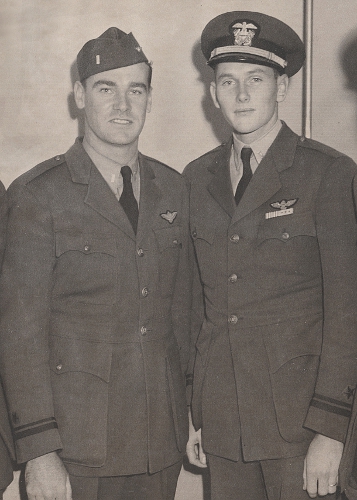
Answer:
[206,123,299,221]
[207,139,236,218]
[64,139,161,241]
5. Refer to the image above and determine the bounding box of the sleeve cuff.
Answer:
[304,393,352,443]
[14,418,62,463]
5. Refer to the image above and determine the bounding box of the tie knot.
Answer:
[240,147,252,164]
[121,165,132,182]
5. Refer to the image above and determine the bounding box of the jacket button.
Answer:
[192,230,197,239]
[141,287,149,297]
[84,245,90,252]
[282,232,290,240]
[55,155,61,161]
[230,234,240,243]
[56,364,63,371]
[140,326,147,335]
[228,315,238,324]
[228,274,238,283]
[137,248,144,256]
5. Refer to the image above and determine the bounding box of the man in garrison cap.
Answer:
[0,27,194,500]
[184,11,357,500]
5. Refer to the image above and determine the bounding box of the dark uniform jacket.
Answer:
[0,182,14,492]
[184,123,357,463]
[0,139,193,476]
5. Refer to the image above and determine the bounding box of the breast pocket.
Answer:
[154,226,182,297]
[54,232,118,305]
[252,212,320,290]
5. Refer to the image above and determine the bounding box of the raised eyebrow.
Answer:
[217,73,236,80]
[92,80,116,89]
[91,80,148,90]
[217,69,268,80]
[246,69,268,76]
[129,82,148,90]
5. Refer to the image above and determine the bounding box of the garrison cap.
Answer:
[201,11,305,77]
[77,27,149,81]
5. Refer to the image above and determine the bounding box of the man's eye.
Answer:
[130,89,143,95]
[222,80,234,86]
[100,88,113,93]
[251,77,262,83]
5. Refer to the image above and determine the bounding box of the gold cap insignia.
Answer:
[231,21,259,47]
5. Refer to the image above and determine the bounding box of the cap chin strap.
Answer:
[209,45,287,70]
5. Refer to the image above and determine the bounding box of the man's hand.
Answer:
[186,408,207,468]
[303,433,343,498]
[25,451,72,500]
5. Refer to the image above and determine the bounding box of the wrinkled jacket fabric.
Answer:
[0,140,193,476]
[184,124,357,462]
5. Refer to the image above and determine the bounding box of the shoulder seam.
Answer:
[188,143,227,164]
[142,154,181,176]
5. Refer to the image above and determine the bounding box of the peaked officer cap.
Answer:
[77,27,149,81]
[201,11,305,77]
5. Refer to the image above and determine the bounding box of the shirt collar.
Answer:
[233,119,282,165]
[83,137,139,176]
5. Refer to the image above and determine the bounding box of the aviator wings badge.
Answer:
[265,198,298,220]
[160,211,178,224]
[270,199,298,210]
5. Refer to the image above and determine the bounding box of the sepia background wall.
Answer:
[2,0,357,499]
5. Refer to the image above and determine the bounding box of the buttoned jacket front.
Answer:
[184,123,357,462]
[0,140,192,475]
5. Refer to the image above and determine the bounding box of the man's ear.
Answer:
[277,74,289,103]
[210,81,220,109]
[74,81,85,110]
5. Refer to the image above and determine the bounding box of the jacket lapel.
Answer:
[65,139,136,240]
[136,154,162,244]
[85,166,136,239]
[207,141,236,218]
[231,123,299,223]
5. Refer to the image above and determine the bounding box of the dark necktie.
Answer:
[234,147,253,205]
[119,165,139,234]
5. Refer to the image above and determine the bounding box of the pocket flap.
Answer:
[154,226,182,252]
[263,316,322,373]
[258,211,316,242]
[191,225,215,245]
[55,232,116,257]
[49,335,112,382]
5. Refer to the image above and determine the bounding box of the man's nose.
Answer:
[113,92,130,111]
[236,84,250,102]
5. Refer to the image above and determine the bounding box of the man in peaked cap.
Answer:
[0,27,194,500]
[185,11,357,500]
